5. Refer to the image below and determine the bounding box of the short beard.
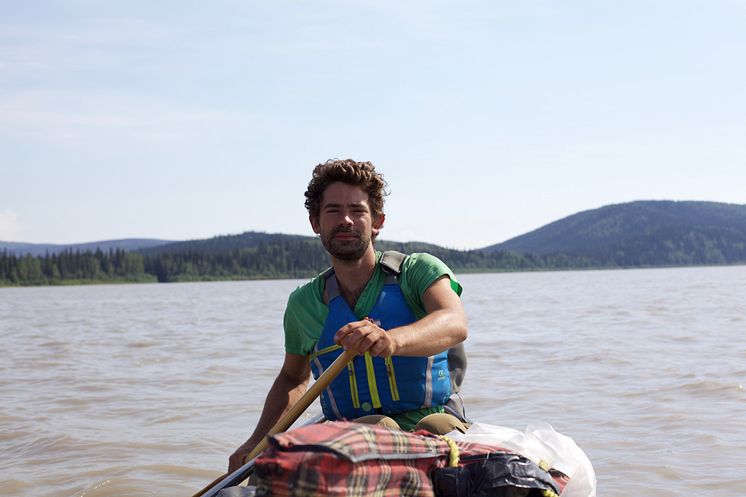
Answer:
[321,227,371,261]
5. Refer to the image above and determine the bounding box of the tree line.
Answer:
[0,248,152,286]
[0,239,592,286]
[2,232,742,287]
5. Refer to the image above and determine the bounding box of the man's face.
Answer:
[310,182,384,261]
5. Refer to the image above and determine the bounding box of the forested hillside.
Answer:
[0,238,172,257]
[0,249,153,285]
[141,240,592,283]
[3,201,745,286]
[484,201,746,266]
[0,234,589,285]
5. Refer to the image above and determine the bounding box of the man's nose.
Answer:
[340,211,354,225]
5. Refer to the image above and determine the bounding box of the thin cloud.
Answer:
[0,89,258,146]
[0,16,183,46]
[0,15,196,82]
[0,210,21,242]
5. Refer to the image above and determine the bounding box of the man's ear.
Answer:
[309,214,320,234]
[372,213,385,237]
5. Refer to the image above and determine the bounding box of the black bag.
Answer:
[432,452,562,497]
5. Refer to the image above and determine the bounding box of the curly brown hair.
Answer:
[304,159,388,222]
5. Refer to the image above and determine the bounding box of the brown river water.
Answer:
[2,266,745,496]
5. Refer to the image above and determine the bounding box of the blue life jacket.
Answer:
[309,256,452,421]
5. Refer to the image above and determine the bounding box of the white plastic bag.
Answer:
[447,423,596,497]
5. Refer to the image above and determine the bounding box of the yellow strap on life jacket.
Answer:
[384,356,400,401]
[310,344,393,412]
[363,352,382,409]
[309,344,342,361]
[309,345,360,410]
[347,360,360,409]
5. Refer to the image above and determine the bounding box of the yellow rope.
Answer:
[438,435,460,467]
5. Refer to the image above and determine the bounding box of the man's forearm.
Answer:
[388,274,468,357]
[389,308,467,357]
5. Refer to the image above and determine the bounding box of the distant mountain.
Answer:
[0,238,173,257]
[482,200,746,266]
[137,229,452,256]
[137,231,312,255]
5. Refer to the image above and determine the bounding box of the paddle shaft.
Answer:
[198,413,326,497]
[192,348,356,497]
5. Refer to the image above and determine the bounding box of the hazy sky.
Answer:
[2,1,744,249]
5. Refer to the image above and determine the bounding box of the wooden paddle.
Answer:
[192,348,357,497]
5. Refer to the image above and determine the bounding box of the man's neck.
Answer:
[331,246,378,309]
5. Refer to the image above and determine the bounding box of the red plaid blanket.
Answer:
[254,421,496,497]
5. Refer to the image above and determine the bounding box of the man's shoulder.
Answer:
[376,250,447,269]
[284,271,328,356]
[399,251,462,297]
[401,252,452,272]
[287,272,325,309]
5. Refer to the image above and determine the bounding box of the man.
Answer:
[229,159,467,472]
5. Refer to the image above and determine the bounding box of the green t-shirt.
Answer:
[283,251,462,356]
